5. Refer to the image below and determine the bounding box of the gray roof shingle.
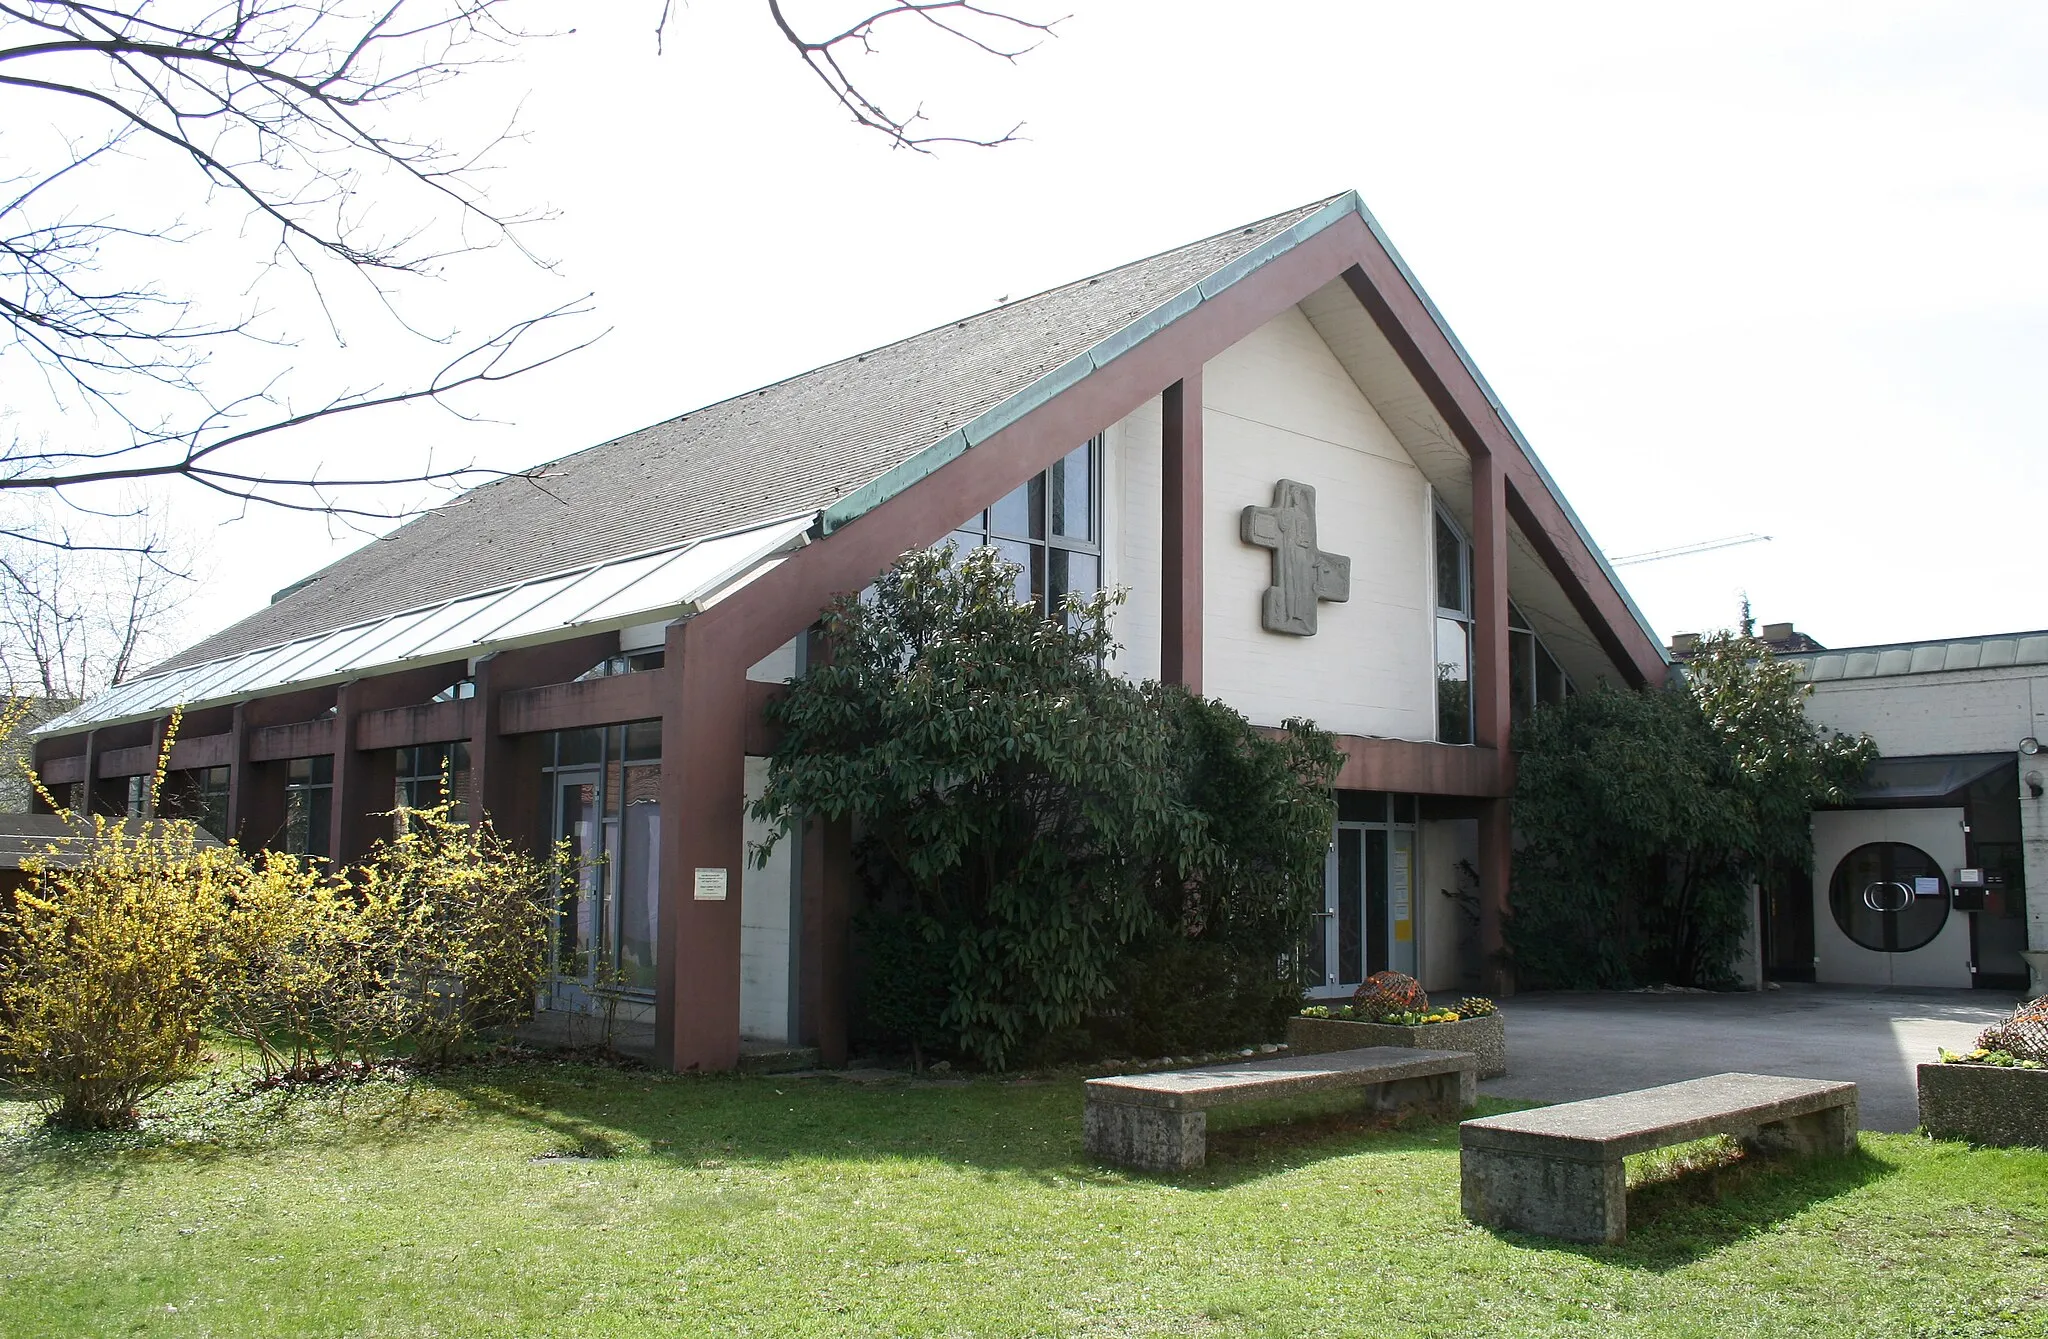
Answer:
[155,196,1343,673]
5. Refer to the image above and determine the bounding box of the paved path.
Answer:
[1479,984,2017,1132]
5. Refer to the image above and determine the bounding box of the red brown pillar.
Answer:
[1162,372,1204,692]
[226,703,286,851]
[657,616,748,1072]
[1470,449,1514,995]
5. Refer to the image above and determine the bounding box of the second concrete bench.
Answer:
[1460,1072,1859,1244]
[1084,1046,1477,1172]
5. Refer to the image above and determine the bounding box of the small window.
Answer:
[284,755,334,858]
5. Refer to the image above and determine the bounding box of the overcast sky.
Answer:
[51,1,2048,661]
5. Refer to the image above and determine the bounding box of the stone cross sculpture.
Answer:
[1240,479,1350,636]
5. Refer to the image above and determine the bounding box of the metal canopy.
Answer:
[38,512,816,738]
[1842,753,2014,804]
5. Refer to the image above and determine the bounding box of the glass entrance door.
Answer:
[547,768,607,1010]
[1308,815,1418,997]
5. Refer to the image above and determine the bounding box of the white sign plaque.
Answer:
[693,867,729,901]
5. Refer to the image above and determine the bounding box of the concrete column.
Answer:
[225,703,287,852]
[2019,747,2048,996]
[657,616,749,1072]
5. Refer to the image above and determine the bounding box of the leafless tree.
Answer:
[0,500,188,699]
[0,1,1060,550]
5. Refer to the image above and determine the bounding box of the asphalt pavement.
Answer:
[1479,983,2018,1132]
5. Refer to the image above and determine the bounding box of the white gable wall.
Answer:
[1108,306,1435,740]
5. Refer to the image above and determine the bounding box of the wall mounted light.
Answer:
[2022,737,2042,756]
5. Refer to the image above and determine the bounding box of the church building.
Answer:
[33,192,1669,1070]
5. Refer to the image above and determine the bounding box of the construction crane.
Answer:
[1609,533,1771,568]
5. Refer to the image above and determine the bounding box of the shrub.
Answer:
[0,813,240,1128]
[756,546,1196,1069]
[757,547,1340,1069]
[212,854,364,1079]
[347,801,563,1065]
[1510,625,1876,989]
[1352,971,1427,1019]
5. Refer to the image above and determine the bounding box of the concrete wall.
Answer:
[1419,818,1478,994]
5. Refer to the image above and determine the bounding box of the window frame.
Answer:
[947,437,1104,618]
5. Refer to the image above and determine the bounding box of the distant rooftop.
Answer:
[1782,630,2048,682]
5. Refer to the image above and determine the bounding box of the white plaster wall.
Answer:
[740,755,794,1041]
[1195,307,1435,738]
[1106,409,1163,683]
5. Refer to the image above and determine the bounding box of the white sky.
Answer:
[32,1,2048,661]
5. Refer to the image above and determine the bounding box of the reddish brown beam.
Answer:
[249,717,336,764]
[95,745,158,778]
[1290,732,1514,798]
[1337,260,1664,688]
[1470,449,1511,751]
[1161,372,1204,692]
[355,699,469,752]
[167,733,233,771]
[39,753,84,785]
[499,666,667,736]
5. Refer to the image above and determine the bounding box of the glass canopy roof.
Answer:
[39,512,816,736]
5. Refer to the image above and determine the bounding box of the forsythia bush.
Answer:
[0,815,246,1128]
[349,801,561,1066]
[0,705,565,1125]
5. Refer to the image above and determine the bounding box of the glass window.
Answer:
[1436,615,1472,745]
[284,755,333,858]
[949,438,1102,619]
[394,742,471,823]
[1337,791,1388,824]
[1435,512,1467,615]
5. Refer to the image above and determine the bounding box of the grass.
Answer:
[2,1054,2045,1337]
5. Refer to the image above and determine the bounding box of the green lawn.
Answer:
[2,1056,2044,1337]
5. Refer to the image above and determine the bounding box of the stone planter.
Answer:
[1917,1062,2048,1148]
[1286,1013,1506,1079]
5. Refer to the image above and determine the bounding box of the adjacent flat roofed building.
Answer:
[1774,631,2048,997]
[34,192,1669,1070]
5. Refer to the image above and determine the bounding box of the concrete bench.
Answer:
[1460,1072,1858,1244]
[1084,1046,1477,1172]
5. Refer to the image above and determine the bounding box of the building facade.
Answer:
[1773,632,2048,997]
[34,192,1669,1069]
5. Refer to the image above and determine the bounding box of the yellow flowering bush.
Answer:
[0,811,242,1128]
[347,800,564,1066]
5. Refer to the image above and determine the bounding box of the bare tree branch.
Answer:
[0,1,1055,555]
[759,1,1062,151]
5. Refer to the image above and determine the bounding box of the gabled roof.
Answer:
[51,189,1664,737]
[154,196,1346,674]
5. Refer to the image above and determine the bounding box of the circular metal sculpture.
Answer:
[1827,841,1949,953]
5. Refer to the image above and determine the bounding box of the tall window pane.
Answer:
[1435,512,1466,614]
[1436,615,1471,744]
[1051,442,1094,540]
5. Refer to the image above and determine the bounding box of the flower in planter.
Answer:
[1938,1046,2044,1070]
[1353,971,1428,1020]
[1972,999,2048,1065]
[1453,996,1497,1019]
